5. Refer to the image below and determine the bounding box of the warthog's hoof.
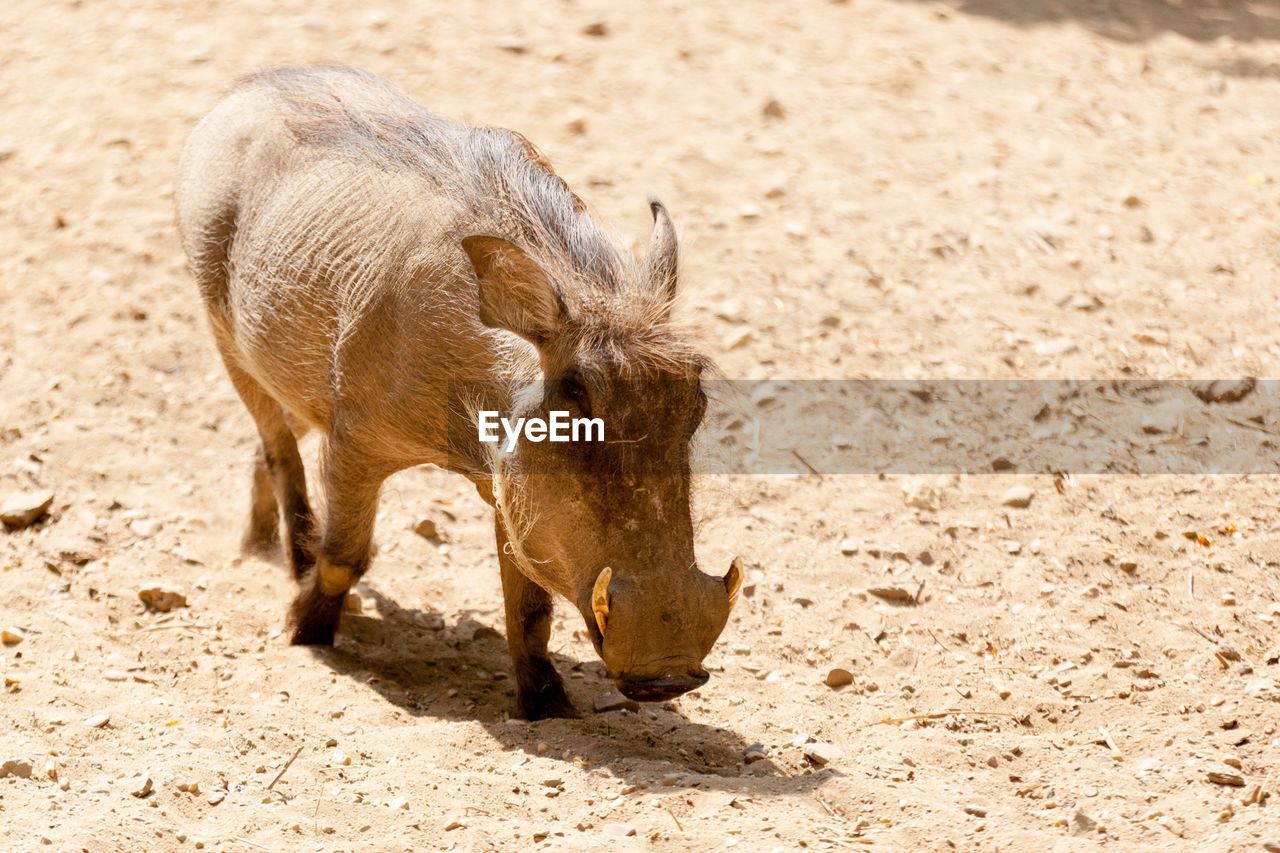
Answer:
[517,683,580,721]
[287,586,344,646]
[240,523,281,560]
[288,621,337,646]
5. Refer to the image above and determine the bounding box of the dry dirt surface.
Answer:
[3,1,1280,850]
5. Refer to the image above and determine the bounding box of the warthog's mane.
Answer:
[243,66,707,380]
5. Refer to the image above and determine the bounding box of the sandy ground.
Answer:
[3,0,1280,850]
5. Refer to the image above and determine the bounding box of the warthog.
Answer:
[175,66,741,719]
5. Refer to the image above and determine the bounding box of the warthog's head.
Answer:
[462,200,739,702]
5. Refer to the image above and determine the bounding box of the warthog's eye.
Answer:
[693,387,708,425]
[557,374,592,417]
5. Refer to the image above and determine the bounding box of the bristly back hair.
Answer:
[242,65,710,379]
[244,68,622,285]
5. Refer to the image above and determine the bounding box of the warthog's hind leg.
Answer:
[496,519,579,720]
[216,337,314,578]
[241,446,281,556]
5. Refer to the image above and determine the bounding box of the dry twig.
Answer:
[267,745,304,791]
[863,709,1025,728]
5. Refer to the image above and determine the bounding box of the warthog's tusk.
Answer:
[725,557,744,612]
[592,566,612,635]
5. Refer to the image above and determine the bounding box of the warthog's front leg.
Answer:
[496,519,578,720]
[289,441,384,645]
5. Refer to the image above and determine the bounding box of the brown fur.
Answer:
[176,66,733,719]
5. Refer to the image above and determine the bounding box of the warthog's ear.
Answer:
[462,235,565,347]
[645,198,679,301]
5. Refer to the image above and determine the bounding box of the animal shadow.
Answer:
[307,586,835,796]
[896,0,1280,44]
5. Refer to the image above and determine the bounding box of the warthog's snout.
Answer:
[585,560,744,706]
[617,669,710,702]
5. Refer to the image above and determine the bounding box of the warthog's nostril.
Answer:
[617,670,710,702]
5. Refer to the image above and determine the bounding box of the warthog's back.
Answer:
[176,66,626,452]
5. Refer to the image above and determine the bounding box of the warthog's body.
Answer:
[176,66,738,718]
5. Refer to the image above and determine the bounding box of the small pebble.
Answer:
[1000,485,1035,508]
[1207,768,1245,787]
[803,742,840,766]
[129,518,160,538]
[824,668,854,688]
[413,518,441,542]
[593,693,640,714]
[0,490,54,528]
[0,759,33,779]
[602,823,636,838]
[1071,809,1097,835]
[130,775,154,798]
[138,587,186,613]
